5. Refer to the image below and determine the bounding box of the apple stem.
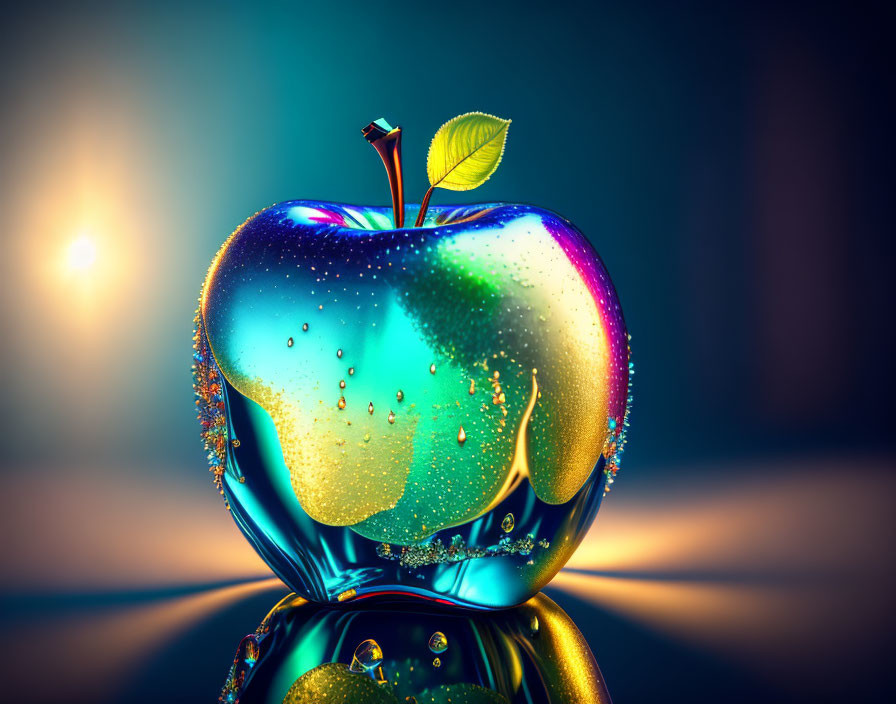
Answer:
[414,186,435,228]
[362,119,405,228]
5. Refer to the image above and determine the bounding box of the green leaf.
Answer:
[426,112,511,192]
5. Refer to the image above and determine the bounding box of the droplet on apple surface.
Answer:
[349,639,383,673]
[428,631,448,654]
[502,513,515,533]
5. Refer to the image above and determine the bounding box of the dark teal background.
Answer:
[1,0,893,471]
[0,1,893,703]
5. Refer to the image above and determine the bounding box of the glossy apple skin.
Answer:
[194,201,630,609]
[220,592,612,704]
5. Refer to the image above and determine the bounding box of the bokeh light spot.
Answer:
[67,235,97,272]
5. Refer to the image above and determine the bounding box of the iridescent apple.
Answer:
[192,115,631,609]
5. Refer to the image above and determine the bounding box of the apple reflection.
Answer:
[220,592,611,703]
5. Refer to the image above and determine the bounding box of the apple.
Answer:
[192,116,631,609]
[194,197,630,609]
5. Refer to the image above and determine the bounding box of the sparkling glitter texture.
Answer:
[194,201,631,609]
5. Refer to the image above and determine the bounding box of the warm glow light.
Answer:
[2,471,271,590]
[67,235,97,271]
[548,459,895,688]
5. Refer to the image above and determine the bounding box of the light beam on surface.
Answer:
[549,456,896,690]
[2,578,285,704]
[2,469,271,590]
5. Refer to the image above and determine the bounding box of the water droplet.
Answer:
[429,363,436,374]
[529,614,539,635]
[501,513,515,532]
[396,389,404,402]
[338,397,346,410]
[468,379,475,395]
[242,636,260,663]
[349,639,383,673]
[428,631,448,654]
[457,426,466,444]
[368,402,374,414]
[337,348,343,358]
[363,432,371,442]
[348,367,355,375]
[388,410,396,424]
[302,322,309,332]
[432,657,441,668]
[287,337,294,347]
[339,379,346,389]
